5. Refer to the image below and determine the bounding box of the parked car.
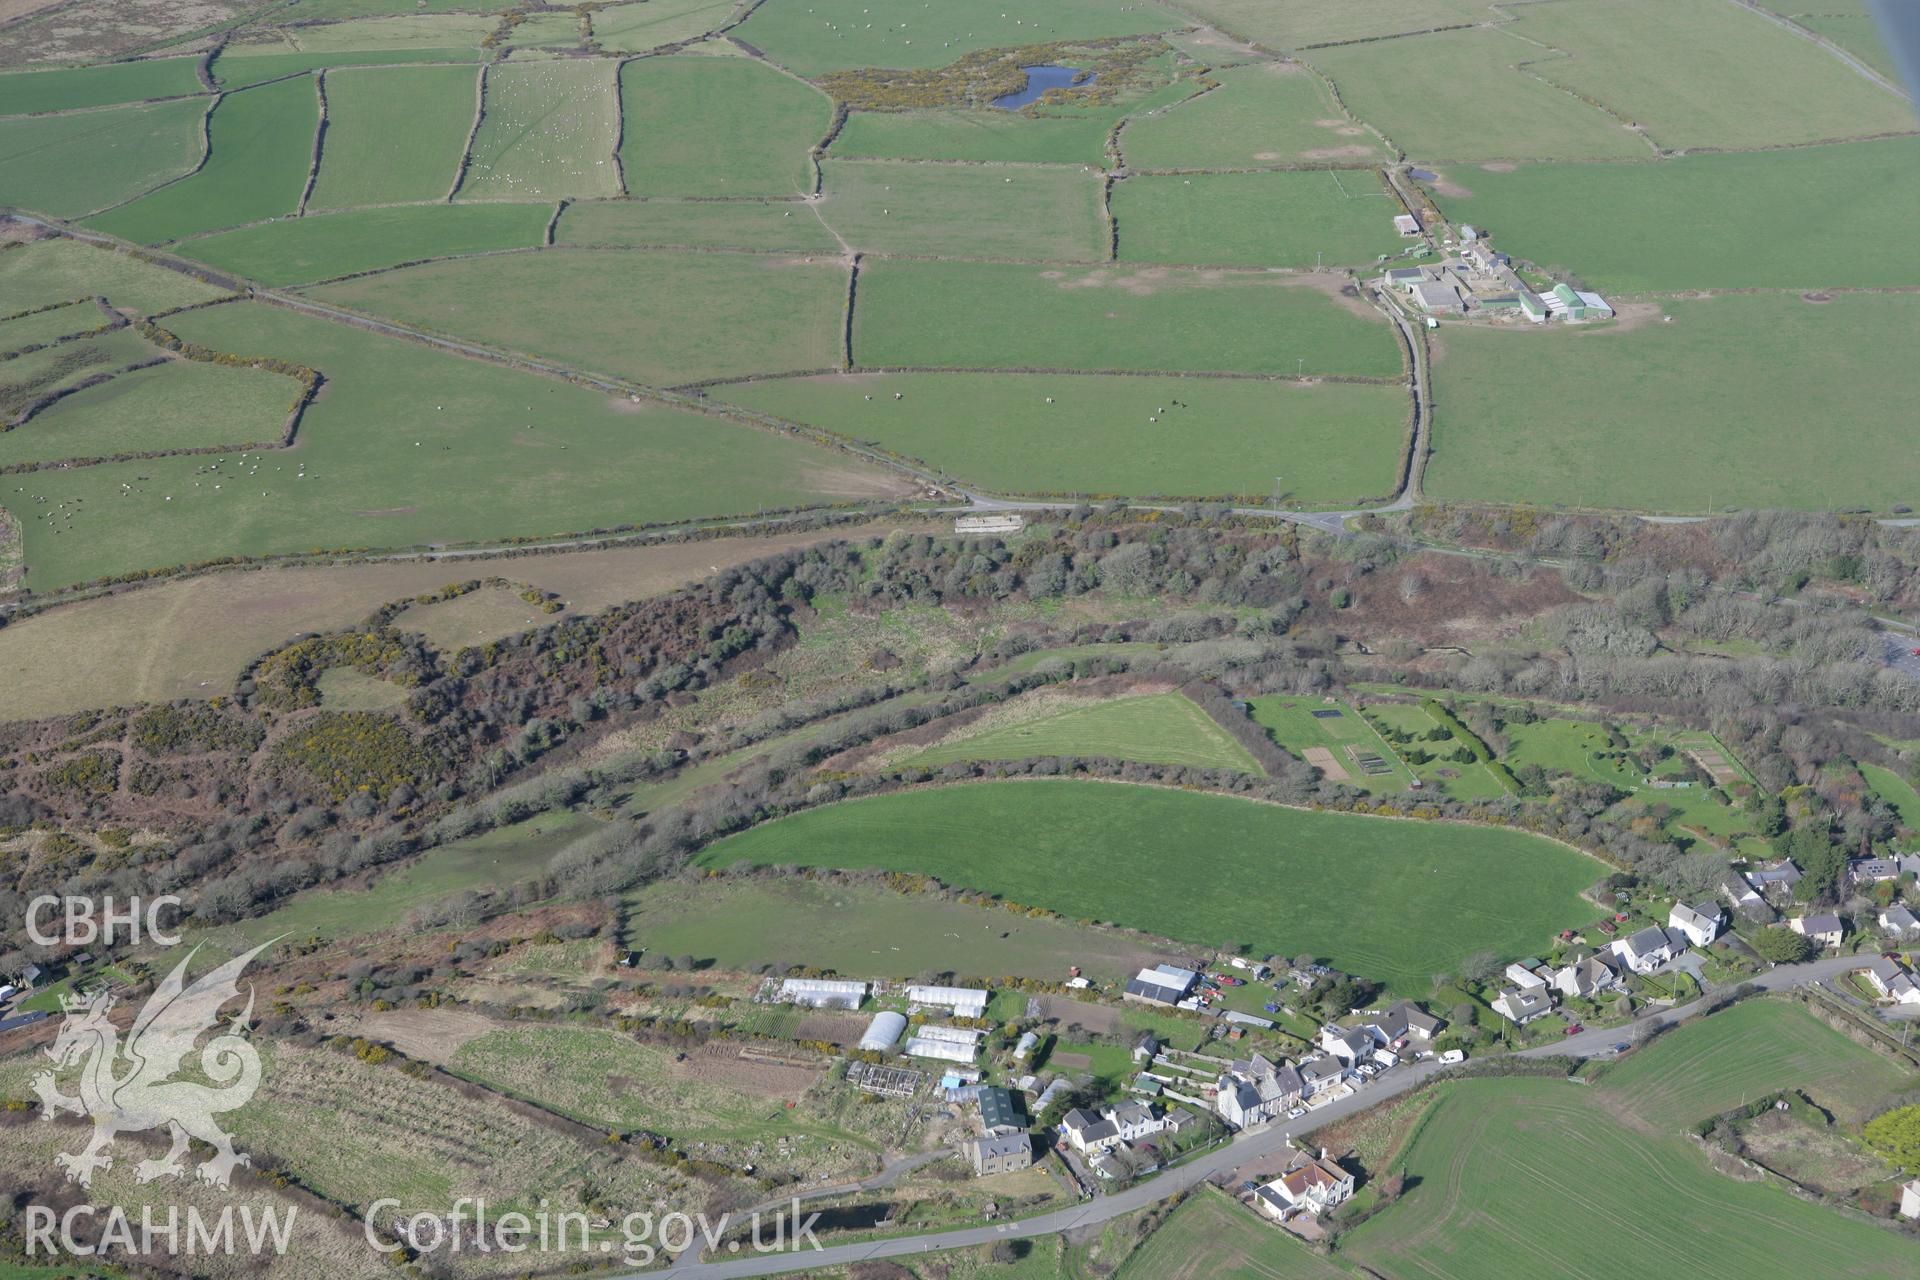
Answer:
[1562,1023,1585,1035]
[1286,1106,1306,1119]
[1263,1003,1281,1013]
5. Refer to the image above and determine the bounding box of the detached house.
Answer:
[1504,960,1550,991]
[1789,914,1845,950]
[1746,860,1804,902]
[1368,1000,1444,1045]
[1492,986,1554,1025]
[1552,952,1622,1001]
[1062,1102,1163,1154]
[1297,1057,1349,1098]
[1862,958,1920,1006]
[966,1134,1032,1177]
[1267,1149,1355,1216]
[1667,901,1724,948]
[1880,904,1920,937]
[1319,1025,1381,1066]
[1611,925,1685,974]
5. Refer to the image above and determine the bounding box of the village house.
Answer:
[1504,960,1551,992]
[1667,900,1725,948]
[1721,873,1767,917]
[1746,860,1804,902]
[1553,952,1622,1001]
[1367,1000,1444,1045]
[1297,1057,1349,1098]
[1611,925,1686,974]
[1901,1178,1920,1220]
[1880,904,1920,937]
[1492,986,1555,1025]
[1789,914,1846,950]
[1850,854,1920,885]
[1861,958,1920,1005]
[1215,1053,1303,1128]
[1062,1101,1164,1154]
[1266,1149,1355,1216]
[1318,1025,1380,1066]
[965,1133,1032,1177]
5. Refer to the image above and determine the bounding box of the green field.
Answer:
[84,75,319,244]
[5,301,902,590]
[1863,763,1920,832]
[1306,25,1648,163]
[731,0,1176,76]
[1116,1187,1347,1280]
[0,57,206,115]
[0,301,102,354]
[274,0,505,16]
[1250,695,1416,792]
[1510,0,1914,151]
[0,237,230,314]
[622,873,1161,983]
[556,198,844,252]
[1362,701,1512,801]
[702,779,1601,992]
[0,354,300,469]
[1424,292,1920,513]
[1504,715,1616,778]
[210,44,482,90]
[232,12,496,54]
[1120,61,1386,170]
[903,691,1262,770]
[618,56,829,197]
[715,370,1410,502]
[0,97,207,219]
[459,58,622,200]
[1339,1075,1919,1280]
[306,247,847,385]
[834,79,1198,167]
[591,0,740,51]
[819,158,1106,261]
[0,327,157,419]
[176,204,553,285]
[855,261,1404,377]
[1114,169,1406,268]
[1423,138,1920,293]
[307,63,481,208]
[1797,13,1900,79]
[1170,0,1491,48]
[1596,998,1920,1129]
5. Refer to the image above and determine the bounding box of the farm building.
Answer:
[965,1133,1032,1176]
[954,513,1025,534]
[1411,280,1464,314]
[1124,963,1199,1006]
[1518,290,1549,323]
[1392,213,1420,236]
[906,984,990,1018]
[977,1085,1023,1134]
[1543,282,1611,321]
[858,1010,908,1052]
[1385,266,1428,287]
[778,977,867,1009]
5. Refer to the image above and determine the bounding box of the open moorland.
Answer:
[701,779,1600,993]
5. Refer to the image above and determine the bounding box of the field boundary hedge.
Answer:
[446,61,488,201]
[74,92,223,223]
[296,68,329,217]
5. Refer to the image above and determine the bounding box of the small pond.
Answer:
[991,64,1094,110]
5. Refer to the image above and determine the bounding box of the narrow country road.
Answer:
[647,952,1879,1278]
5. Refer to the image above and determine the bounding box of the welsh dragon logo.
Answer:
[31,940,276,1190]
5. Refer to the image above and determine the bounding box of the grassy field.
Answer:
[1339,1075,1920,1280]
[1594,998,1920,1129]
[557,198,845,252]
[1115,1187,1348,1280]
[306,247,848,385]
[1305,25,1648,163]
[0,521,912,721]
[0,97,207,219]
[731,0,1176,76]
[1511,0,1914,151]
[715,369,1410,501]
[591,0,740,51]
[0,353,300,468]
[307,63,481,208]
[1114,169,1406,269]
[1170,0,1490,48]
[834,77,1199,167]
[6,301,904,590]
[315,665,411,709]
[622,872,1162,982]
[1424,292,1920,513]
[618,56,829,197]
[1504,715,1617,778]
[175,203,553,285]
[210,44,482,90]
[1423,137,1920,293]
[1250,694,1415,792]
[1863,763,1920,832]
[1362,701,1512,801]
[1797,12,1899,79]
[0,57,205,114]
[459,58,622,200]
[0,301,100,353]
[1120,60,1385,169]
[0,236,230,314]
[819,158,1107,261]
[0,327,155,417]
[902,690,1262,770]
[855,261,1404,377]
[701,779,1600,993]
[84,75,318,244]
[234,12,496,54]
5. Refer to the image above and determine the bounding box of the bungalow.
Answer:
[1319,1025,1380,1065]
[1492,986,1554,1025]
[1215,1053,1303,1128]
[1552,952,1622,1001]
[1369,1000,1444,1045]
[1504,960,1550,991]
[966,1133,1032,1176]
[1611,925,1684,975]
[1861,958,1920,1005]
[1667,900,1725,948]
[1851,854,1920,885]
[1125,964,1199,1007]
[1789,914,1846,950]
[1297,1057,1349,1098]
[1746,860,1804,901]
[1720,873,1767,917]
[1880,904,1920,937]
[1269,1149,1355,1216]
